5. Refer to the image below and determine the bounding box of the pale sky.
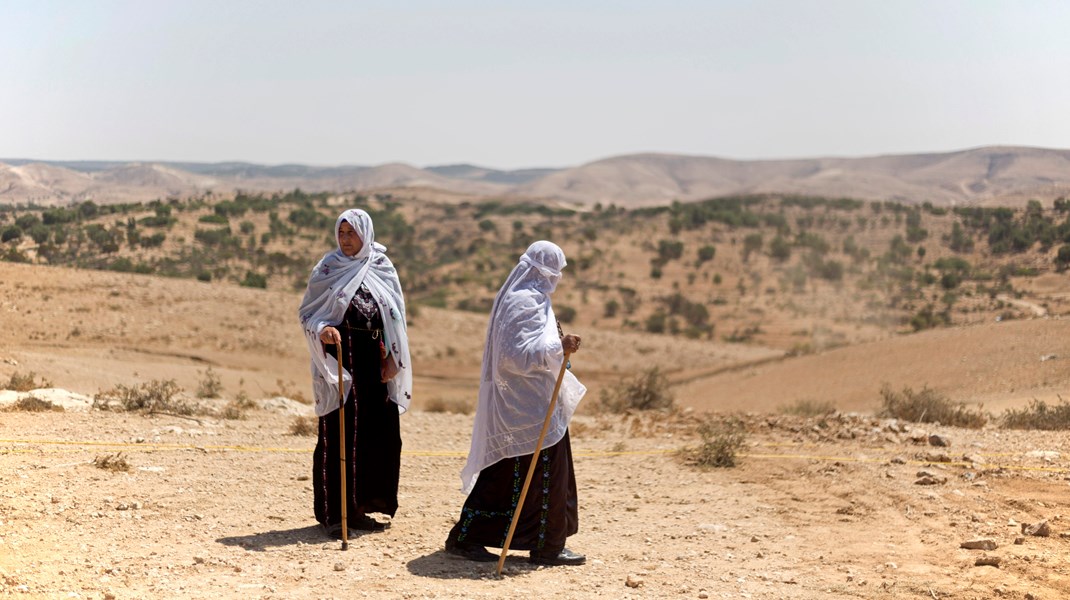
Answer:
[2,0,1069,169]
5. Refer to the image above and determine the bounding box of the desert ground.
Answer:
[2,261,1070,599]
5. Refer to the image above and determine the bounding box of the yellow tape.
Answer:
[1,439,1065,473]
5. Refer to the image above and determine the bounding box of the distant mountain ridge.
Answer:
[3,145,1070,208]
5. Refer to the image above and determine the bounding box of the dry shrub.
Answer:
[94,380,194,415]
[289,416,317,436]
[779,399,837,416]
[4,371,52,392]
[599,367,674,413]
[93,452,131,472]
[196,367,223,399]
[274,379,310,405]
[3,395,63,412]
[220,401,247,420]
[423,397,473,415]
[879,384,986,429]
[1001,398,1070,430]
[683,416,747,468]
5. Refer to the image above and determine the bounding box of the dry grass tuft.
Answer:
[3,395,64,412]
[3,371,52,392]
[599,367,675,413]
[1001,398,1070,430]
[94,380,194,415]
[682,416,747,468]
[423,397,473,415]
[289,416,317,436]
[779,399,837,416]
[93,452,131,472]
[879,384,987,429]
[196,367,223,399]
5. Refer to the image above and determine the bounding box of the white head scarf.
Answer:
[298,209,412,416]
[459,241,586,493]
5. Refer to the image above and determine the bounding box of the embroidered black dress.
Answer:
[312,284,402,527]
[445,430,578,553]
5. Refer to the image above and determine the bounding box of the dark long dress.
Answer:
[446,430,578,553]
[312,285,402,527]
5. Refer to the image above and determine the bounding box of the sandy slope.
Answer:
[2,263,1070,599]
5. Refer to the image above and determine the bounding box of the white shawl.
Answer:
[297,209,412,417]
[459,241,586,493]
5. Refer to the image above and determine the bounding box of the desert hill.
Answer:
[4,236,1070,598]
[1,260,1065,417]
[6,145,1070,208]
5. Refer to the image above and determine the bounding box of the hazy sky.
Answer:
[2,1,1069,169]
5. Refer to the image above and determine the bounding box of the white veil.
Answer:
[459,241,586,493]
[297,209,412,416]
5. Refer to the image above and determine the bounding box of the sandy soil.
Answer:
[2,262,1070,599]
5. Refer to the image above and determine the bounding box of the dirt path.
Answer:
[3,405,1069,600]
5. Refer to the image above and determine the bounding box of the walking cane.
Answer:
[496,352,571,575]
[337,348,349,551]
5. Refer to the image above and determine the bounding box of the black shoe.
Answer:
[349,514,388,531]
[445,537,498,562]
[529,547,586,566]
[322,522,348,540]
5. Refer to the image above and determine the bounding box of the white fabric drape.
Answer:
[297,209,412,417]
[459,241,586,493]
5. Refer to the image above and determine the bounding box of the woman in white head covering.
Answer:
[444,241,588,566]
[298,208,412,538]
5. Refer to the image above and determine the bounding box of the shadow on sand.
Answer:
[406,550,539,580]
[216,524,384,552]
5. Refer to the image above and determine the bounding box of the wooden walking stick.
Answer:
[337,348,349,551]
[496,352,571,575]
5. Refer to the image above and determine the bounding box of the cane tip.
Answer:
[341,541,349,551]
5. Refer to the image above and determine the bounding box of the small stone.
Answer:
[626,575,643,588]
[974,555,1001,568]
[960,539,997,551]
[1014,536,1025,545]
[890,456,906,464]
[193,556,205,564]
[1022,520,1050,537]
[929,434,951,447]
[333,562,346,572]
[914,476,946,486]
[698,591,709,599]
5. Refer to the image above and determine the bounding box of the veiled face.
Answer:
[338,221,364,257]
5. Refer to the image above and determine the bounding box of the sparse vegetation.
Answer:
[1001,398,1070,430]
[2,395,63,412]
[196,367,223,399]
[289,416,317,436]
[599,367,674,412]
[93,452,131,472]
[423,397,473,415]
[3,371,52,392]
[94,379,193,415]
[682,416,747,468]
[878,384,987,429]
[779,399,836,416]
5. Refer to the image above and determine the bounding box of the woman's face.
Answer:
[338,221,364,257]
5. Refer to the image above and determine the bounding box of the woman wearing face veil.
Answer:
[444,241,588,566]
[298,209,412,538]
